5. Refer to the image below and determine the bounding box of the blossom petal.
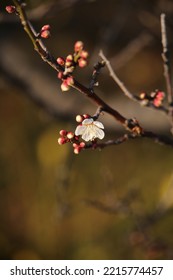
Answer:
[75,125,86,136]
[93,120,104,129]
[93,126,105,139]
[82,118,93,125]
[81,127,93,141]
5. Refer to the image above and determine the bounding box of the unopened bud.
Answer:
[80,50,89,59]
[140,92,147,99]
[57,72,63,80]
[58,137,67,145]
[83,114,90,119]
[66,76,74,86]
[41,25,50,31]
[80,142,85,148]
[74,41,84,52]
[41,30,50,39]
[6,5,16,13]
[78,58,87,68]
[59,130,67,136]
[74,146,82,154]
[57,57,65,65]
[66,54,73,62]
[61,81,70,92]
[76,115,84,123]
[67,132,74,139]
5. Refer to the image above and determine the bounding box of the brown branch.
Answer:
[10,1,173,149]
[84,132,173,150]
[160,13,173,132]
[99,50,169,115]
[12,0,130,129]
[161,14,173,104]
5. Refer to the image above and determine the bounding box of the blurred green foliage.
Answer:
[0,88,173,260]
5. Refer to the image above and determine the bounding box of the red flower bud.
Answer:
[61,80,70,91]
[58,137,67,145]
[80,142,85,148]
[80,50,89,59]
[67,132,74,139]
[66,76,74,86]
[57,72,63,80]
[41,30,50,39]
[78,58,87,68]
[83,114,90,119]
[74,146,82,154]
[66,54,73,62]
[6,5,16,13]
[76,115,84,123]
[57,57,65,65]
[59,130,67,136]
[74,41,84,52]
[41,25,50,31]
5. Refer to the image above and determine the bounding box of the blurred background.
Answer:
[0,0,173,260]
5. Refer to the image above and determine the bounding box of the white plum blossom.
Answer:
[75,118,105,142]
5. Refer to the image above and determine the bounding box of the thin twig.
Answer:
[99,49,169,115]
[161,13,173,104]
[99,49,137,102]
[160,13,173,132]
[10,1,173,149]
[84,132,173,150]
[12,0,130,130]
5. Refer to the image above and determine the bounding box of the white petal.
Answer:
[94,126,105,139]
[93,120,104,129]
[75,125,86,136]
[82,127,93,141]
[82,118,93,125]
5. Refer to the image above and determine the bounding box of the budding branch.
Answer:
[11,1,173,150]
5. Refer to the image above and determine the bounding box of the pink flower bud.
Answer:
[80,142,85,148]
[66,54,73,62]
[61,81,70,92]
[140,92,147,99]
[41,30,50,39]
[83,114,90,119]
[65,61,72,67]
[153,91,165,107]
[73,143,78,148]
[67,132,74,139]
[65,66,75,73]
[57,57,65,65]
[78,58,87,68]
[41,25,50,31]
[74,41,84,52]
[80,50,89,59]
[66,76,74,86]
[74,146,82,154]
[57,72,63,79]
[6,5,16,13]
[76,115,84,123]
[59,130,67,136]
[58,137,67,145]
[156,91,165,100]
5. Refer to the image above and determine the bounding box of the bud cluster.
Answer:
[56,41,89,92]
[75,113,91,123]
[40,24,51,39]
[140,90,165,107]
[57,114,91,154]
[57,128,86,154]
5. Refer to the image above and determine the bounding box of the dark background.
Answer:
[0,0,173,260]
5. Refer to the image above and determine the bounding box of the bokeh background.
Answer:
[1,0,173,260]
